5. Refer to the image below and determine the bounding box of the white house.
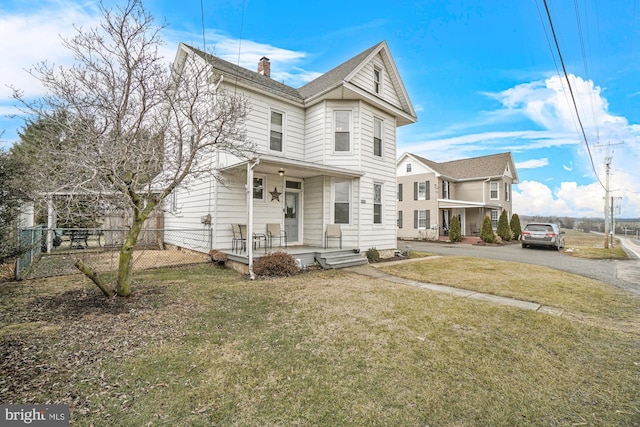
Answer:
[163,41,417,268]
[396,152,518,240]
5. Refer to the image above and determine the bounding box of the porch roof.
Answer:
[437,199,503,209]
[221,155,364,179]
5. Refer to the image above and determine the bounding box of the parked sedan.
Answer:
[521,223,565,250]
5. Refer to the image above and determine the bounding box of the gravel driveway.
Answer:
[399,237,640,295]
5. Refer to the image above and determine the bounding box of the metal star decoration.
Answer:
[270,187,281,201]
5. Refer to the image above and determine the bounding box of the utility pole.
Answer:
[604,155,611,248]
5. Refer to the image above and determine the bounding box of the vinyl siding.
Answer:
[350,53,402,109]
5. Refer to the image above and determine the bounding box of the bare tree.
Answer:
[12,0,253,296]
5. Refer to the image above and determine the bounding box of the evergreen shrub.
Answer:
[497,210,512,241]
[449,216,462,242]
[480,215,496,243]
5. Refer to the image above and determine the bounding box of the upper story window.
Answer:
[373,183,382,224]
[253,175,265,201]
[406,163,412,173]
[490,181,499,200]
[414,181,430,200]
[373,117,383,157]
[334,179,351,224]
[270,110,283,152]
[334,110,351,152]
[373,66,382,94]
[442,181,450,199]
[505,182,510,201]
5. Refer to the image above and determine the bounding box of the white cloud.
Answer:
[0,1,102,99]
[562,162,574,171]
[513,180,605,217]
[516,158,548,169]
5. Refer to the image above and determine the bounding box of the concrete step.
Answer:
[315,250,368,269]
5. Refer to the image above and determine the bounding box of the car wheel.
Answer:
[522,244,527,249]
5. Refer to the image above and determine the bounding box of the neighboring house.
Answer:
[396,152,518,240]
[164,41,417,257]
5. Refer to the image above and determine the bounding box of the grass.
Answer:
[379,256,639,320]
[1,264,639,426]
[562,229,628,259]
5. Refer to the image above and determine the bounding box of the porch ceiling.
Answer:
[221,155,364,179]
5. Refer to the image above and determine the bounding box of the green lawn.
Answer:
[1,264,639,426]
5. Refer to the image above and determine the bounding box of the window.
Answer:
[270,110,283,152]
[490,181,499,200]
[397,183,403,201]
[414,181,430,200]
[397,211,403,228]
[414,210,430,229]
[491,210,499,228]
[442,181,450,199]
[374,66,382,94]
[253,175,265,201]
[373,117,383,156]
[373,183,382,224]
[505,182,510,201]
[334,179,350,224]
[334,110,351,152]
[170,190,178,212]
[406,163,412,173]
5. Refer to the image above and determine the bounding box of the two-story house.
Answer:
[396,152,518,240]
[163,41,417,266]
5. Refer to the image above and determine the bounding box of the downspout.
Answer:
[246,159,259,280]
[209,75,224,250]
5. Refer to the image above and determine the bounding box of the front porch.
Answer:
[222,245,368,272]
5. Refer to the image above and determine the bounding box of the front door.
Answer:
[284,191,299,243]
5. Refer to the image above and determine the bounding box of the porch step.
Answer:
[315,250,368,269]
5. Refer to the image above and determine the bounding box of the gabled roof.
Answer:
[297,43,380,99]
[177,41,416,124]
[401,152,519,183]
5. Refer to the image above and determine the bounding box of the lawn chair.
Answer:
[267,223,287,248]
[231,224,246,253]
[325,224,342,249]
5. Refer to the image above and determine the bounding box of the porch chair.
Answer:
[266,223,287,248]
[239,224,267,253]
[231,224,246,253]
[325,224,342,249]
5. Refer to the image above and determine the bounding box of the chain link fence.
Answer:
[17,228,212,280]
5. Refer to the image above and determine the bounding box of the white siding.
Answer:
[303,176,325,247]
[350,53,402,109]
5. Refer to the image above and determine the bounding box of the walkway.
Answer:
[346,258,564,316]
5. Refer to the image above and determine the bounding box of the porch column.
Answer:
[246,159,259,280]
[46,196,55,253]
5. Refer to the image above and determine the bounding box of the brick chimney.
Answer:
[258,56,271,78]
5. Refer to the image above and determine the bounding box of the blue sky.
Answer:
[1,0,639,218]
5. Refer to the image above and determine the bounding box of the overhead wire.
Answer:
[541,0,606,190]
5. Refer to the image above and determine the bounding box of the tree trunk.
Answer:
[75,259,114,297]
[116,217,145,297]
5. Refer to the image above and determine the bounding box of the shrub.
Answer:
[208,249,228,265]
[253,251,299,277]
[366,247,380,263]
[510,213,522,240]
[497,210,512,241]
[449,216,462,242]
[480,215,496,243]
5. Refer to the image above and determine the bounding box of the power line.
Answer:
[541,0,606,191]
[200,0,206,50]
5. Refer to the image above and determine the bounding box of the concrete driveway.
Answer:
[399,237,640,295]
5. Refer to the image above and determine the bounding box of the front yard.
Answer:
[1,262,639,426]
